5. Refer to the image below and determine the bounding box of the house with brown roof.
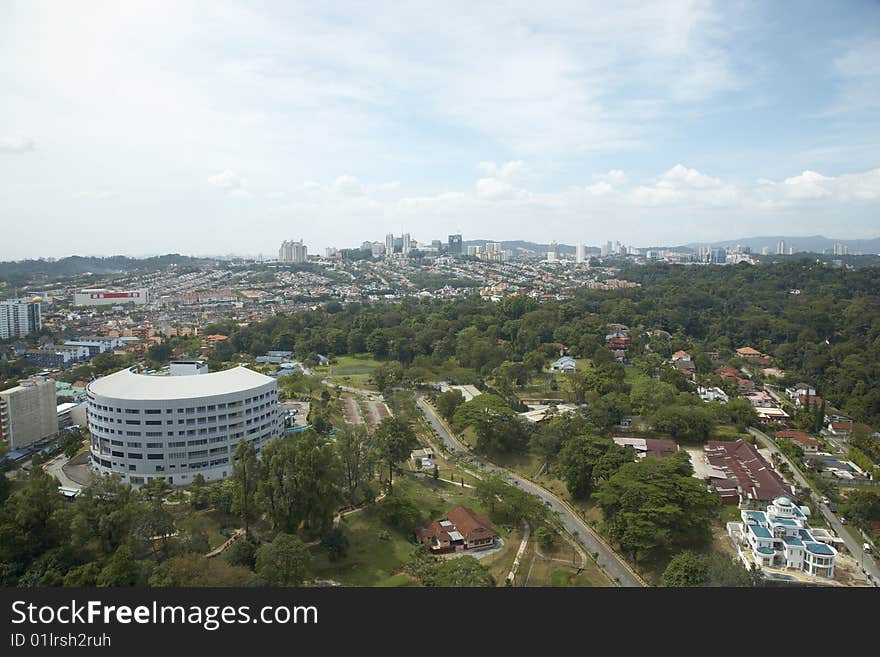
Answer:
[416,506,497,554]
[775,430,820,453]
[613,437,679,460]
[704,439,794,505]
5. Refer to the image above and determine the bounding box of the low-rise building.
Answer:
[550,356,576,372]
[705,439,794,505]
[732,496,837,578]
[416,506,497,554]
[775,430,820,453]
[612,437,679,459]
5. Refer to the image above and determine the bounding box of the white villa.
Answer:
[730,496,838,578]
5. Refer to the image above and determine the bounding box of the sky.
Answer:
[1,1,879,260]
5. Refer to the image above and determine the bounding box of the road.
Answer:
[417,396,646,587]
[42,452,82,491]
[749,427,880,585]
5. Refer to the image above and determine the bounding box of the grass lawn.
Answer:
[719,505,743,524]
[308,477,489,586]
[523,538,612,587]
[314,354,381,388]
[714,425,751,441]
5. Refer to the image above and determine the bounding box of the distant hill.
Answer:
[684,235,880,255]
[0,254,209,288]
[463,240,600,255]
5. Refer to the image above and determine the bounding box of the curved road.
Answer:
[749,427,879,585]
[417,396,646,587]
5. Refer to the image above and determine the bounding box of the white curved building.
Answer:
[86,366,283,486]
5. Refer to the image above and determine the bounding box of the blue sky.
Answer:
[1,1,878,259]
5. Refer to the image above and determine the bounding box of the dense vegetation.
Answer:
[201,261,880,425]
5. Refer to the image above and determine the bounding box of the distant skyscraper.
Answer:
[603,240,613,257]
[833,242,848,256]
[576,243,585,263]
[402,233,412,255]
[788,245,795,255]
[385,233,395,256]
[547,240,559,262]
[278,239,307,263]
[776,240,786,255]
[448,234,462,255]
[0,299,42,340]
[762,246,770,256]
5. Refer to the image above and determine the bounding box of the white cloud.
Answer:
[657,164,721,189]
[592,170,627,186]
[208,170,247,195]
[333,175,366,196]
[72,190,115,199]
[0,136,35,153]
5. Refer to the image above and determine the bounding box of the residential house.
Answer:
[785,383,817,400]
[698,386,729,403]
[827,422,853,439]
[416,506,497,554]
[775,430,820,453]
[731,497,837,578]
[671,350,691,362]
[550,356,577,372]
[612,437,679,459]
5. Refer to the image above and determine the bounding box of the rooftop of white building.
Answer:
[88,366,275,401]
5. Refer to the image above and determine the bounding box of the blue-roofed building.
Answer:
[550,356,576,372]
[733,496,837,578]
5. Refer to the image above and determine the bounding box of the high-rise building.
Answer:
[576,244,586,263]
[0,299,42,340]
[370,242,386,257]
[278,239,308,263]
[603,241,613,257]
[402,233,412,255]
[385,233,395,256]
[0,376,57,450]
[833,243,849,256]
[788,245,795,256]
[547,241,560,262]
[762,246,770,256]
[776,240,786,255]
[448,234,462,255]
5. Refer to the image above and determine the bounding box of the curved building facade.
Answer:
[86,366,282,486]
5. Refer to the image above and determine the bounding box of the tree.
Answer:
[96,545,139,587]
[594,453,718,563]
[652,405,716,442]
[436,389,465,422]
[231,439,259,538]
[473,414,530,455]
[224,538,258,570]
[334,424,376,505]
[423,555,495,587]
[558,434,631,499]
[254,533,310,586]
[320,526,349,562]
[377,493,424,531]
[660,551,709,587]
[291,432,344,535]
[374,417,417,492]
[70,474,140,558]
[535,526,556,551]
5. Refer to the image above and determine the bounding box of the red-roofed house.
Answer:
[416,506,497,554]
[775,430,820,453]
[704,439,794,504]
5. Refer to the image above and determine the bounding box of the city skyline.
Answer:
[1,2,879,260]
